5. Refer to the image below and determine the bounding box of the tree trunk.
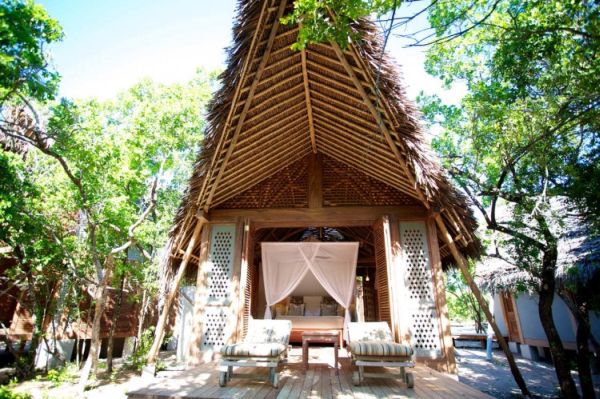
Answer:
[78,256,114,391]
[106,276,125,374]
[575,305,596,399]
[435,215,530,396]
[538,247,579,399]
[135,289,148,353]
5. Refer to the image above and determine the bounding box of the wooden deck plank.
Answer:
[126,347,493,399]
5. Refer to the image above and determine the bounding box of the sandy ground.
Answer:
[456,348,600,398]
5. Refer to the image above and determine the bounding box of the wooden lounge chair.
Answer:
[347,321,415,388]
[218,319,292,388]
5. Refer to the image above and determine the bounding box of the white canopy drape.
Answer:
[261,242,358,338]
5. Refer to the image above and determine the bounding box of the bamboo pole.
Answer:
[147,213,207,364]
[434,215,530,397]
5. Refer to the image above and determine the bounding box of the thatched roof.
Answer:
[168,0,480,269]
[477,199,600,293]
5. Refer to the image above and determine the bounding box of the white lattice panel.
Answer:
[200,306,231,351]
[207,225,236,304]
[400,221,442,357]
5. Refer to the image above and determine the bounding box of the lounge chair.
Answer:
[218,319,292,388]
[347,321,415,388]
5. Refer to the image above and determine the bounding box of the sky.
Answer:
[37,0,463,105]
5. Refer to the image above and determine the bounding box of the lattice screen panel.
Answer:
[207,225,236,304]
[200,307,230,351]
[400,221,442,357]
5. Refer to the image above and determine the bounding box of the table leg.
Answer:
[302,340,308,373]
[334,342,339,375]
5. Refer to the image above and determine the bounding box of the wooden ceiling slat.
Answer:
[246,54,302,89]
[234,100,307,138]
[311,97,378,133]
[234,110,308,149]
[242,91,305,126]
[312,119,391,158]
[312,113,383,144]
[224,122,309,176]
[250,73,304,103]
[316,135,409,187]
[311,89,373,121]
[220,130,309,186]
[213,146,311,205]
[317,141,419,197]
[312,106,378,139]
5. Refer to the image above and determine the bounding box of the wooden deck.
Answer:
[128,347,492,399]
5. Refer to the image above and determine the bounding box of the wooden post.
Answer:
[147,213,207,364]
[308,153,323,208]
[381,216,398,340]
[435,215,530,396]
[426,216,457,373]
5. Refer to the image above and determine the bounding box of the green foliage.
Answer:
[446,268,487,332]
[0,386,32,399]
[282,0,397,49]
[0,0,63,102]
[40,363,78,387]
[125,327,154,371]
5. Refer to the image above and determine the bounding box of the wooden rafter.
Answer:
[301,49,317,153]
[196,0,272,207]
[330,41,430,209]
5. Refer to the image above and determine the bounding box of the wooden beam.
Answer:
[301,49,317,153]
[435,214,530,395]
[196,0,271,207]
[147,214,207,364]
[330,41,431,209]
[307,153,323,208]
[426,216,457,374]
[204,0,288,210]
[208,205,427,225]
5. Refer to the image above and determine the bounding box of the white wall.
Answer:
[514,293,576,344]
[492,293,508,336]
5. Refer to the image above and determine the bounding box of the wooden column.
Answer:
[187,226,211,365]
[307,153,323,208]
[426,216,457,373]
[229,218,246,343]
[387,215,409,344]
[147,213,207,364]
[234,219,252,342]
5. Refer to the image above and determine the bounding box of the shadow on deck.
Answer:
[127,347,493,399]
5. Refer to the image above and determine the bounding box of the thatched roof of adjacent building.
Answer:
[168,0,481,270]
[477,199,600,292]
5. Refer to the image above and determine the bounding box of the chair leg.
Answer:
[358,366,365,382]
[227,366,233,381]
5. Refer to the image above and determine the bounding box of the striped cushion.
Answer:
[349,341,413,357]
[221,342,287,358]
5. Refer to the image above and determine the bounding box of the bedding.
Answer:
[275,315,344,330]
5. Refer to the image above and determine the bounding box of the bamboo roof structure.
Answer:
[168,0,481,271]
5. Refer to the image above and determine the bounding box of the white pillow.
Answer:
[304,296,322,316]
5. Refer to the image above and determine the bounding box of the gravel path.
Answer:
[455,348,600,398]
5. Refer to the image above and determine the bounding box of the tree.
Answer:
[417,2,599,396]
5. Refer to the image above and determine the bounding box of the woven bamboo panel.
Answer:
[322,155,419,207]
[216,155,309,209]
[373,219,392,328]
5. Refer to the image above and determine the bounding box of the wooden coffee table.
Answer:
[302,330,340,374]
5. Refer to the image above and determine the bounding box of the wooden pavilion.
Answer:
[155,0,480,374]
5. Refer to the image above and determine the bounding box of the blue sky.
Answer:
[38,1,461,105]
